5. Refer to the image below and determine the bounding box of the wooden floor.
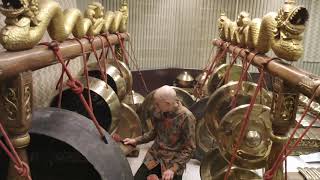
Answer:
[127,142,201,180]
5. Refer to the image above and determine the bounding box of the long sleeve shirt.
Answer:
[135,104,196,176]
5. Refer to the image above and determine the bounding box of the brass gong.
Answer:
[204,81,271,139]
[137,86,195,132]
[200,148,261,180]
[207,64,251,95]
[194,71,209,97]
[219,104,272,169]
[107,59,133,95]
[50,76,121,133]
[122,90,145,111]
[176,71,194,88]
[87,62,127,101]
[113,103,142,155]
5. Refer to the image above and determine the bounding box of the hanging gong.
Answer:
[194,71,210,97]
[200,148,261,180]
[0,108,133,180]
[137,87,195,133]
[50,76,121,133]
[204,81,271,139]
[219,104,272,169]
[207,64,251,95]
[189,97,216,161]
[113,103,142,155]
[87,62,127,101]
[122,90,145,111]
[107,59,133,95]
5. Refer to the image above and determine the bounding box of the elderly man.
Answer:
[124,85,196,180]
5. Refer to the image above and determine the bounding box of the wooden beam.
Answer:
[0,33,129,81]
[213,39,320,103]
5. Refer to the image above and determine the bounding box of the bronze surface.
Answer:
[219,104,272,169]
[50,76,121,133]
[204,81,272,139]
[107,59,133,95]
[113,103,142,155]
[122,90,145,111]
[207,64,250,95]
[176,71,195,88]
[87,62,127,101]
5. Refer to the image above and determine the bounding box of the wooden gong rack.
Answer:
[213,39,320,179]
[0,33,129,179]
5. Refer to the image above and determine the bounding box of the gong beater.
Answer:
[200,148,261,180]
[0,108,133,180]
[113,102,142,155]
[204,81,271,139]
[87,62,127,101]
[137,86,195,133]
[207,64,251,95]
[219,104,272,169]
[51,76,121,133]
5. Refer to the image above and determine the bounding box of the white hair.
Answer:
[153,85,177,103]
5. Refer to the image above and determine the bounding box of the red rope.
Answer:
[230,52,255,109]
[264,86,319,179]
[224,67,265,180]
[116,33,130,66]
[55,59,71,108]
[74,38,93,110]
[123,32,150,93]
[85,36,106,81]
[102,33,125,78]
[222,48,244,84]
[192,43,230,99]
[0,122,32,180]
[41,41,108,143]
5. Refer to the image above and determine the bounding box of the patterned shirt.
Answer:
[135,103,196,176]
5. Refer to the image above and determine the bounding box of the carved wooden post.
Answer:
[0,72,32,180]
[267,76,299,180]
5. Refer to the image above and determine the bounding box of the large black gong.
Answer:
[0,108,133,180]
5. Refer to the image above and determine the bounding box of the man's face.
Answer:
[154,99,171,113]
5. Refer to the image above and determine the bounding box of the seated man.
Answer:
[124,85,196,180]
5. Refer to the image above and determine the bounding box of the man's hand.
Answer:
[162,169,174,180]
[123,138,137,146]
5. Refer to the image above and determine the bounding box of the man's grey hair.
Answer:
[153,85,177,103]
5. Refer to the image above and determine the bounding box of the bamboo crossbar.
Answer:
[213,39,320,103]
[0,33,129,81]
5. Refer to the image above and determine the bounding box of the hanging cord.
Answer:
[116,33,130,66]
[224,65,266,180]
[55,59,71,108]
[222,48,244,85]
[0,122,32,180]
[123,32,150,94]
[230,51,256,109]
[102,33,125,78]
[191,46,214,98]
[40,41,108,143]
[193,43,230,99]
[85,36,107,81]
[74,38,94,110]
[264,83,320,180]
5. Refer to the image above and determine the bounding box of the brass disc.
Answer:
[194,71,210,97]
[113,103,142,155]
[137,87,195,132]
[107,59,133,94]
[195,117,216,161]
[87,62,127,101]
[50,76,121,133]
[204,81,271,139]
[200,148,262,180]
[122,90,145,111]
[176,71,194,88]
[219,104,272,169]
[207,64,251,95]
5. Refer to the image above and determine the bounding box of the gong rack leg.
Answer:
[0,72,33,180]
[267,77,299,180]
